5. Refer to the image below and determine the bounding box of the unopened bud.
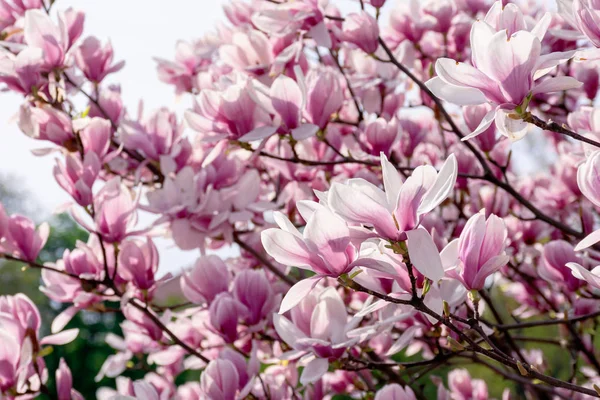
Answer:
[517,361,528,376]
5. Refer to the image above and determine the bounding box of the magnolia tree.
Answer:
[5,0,600,399]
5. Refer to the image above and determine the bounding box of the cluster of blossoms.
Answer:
[4,0,600,398]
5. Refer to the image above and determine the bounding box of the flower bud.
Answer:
[79,117,112,159]
[75,36,124,82]
[118,238,159,290]
[363,117,399,156]
[374,384,417,400]
[209,293,247,343]
[232,270,275,326]
[453,212,509,290]
[200,359,239,400]
[4,215,49,262]
[341,12,380,54]
[181,255,230,304]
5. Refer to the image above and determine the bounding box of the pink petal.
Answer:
[278,276,322,314]
[40,328,79,345]
[300,357,329,385]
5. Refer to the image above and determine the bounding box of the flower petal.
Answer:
[406,227,444,281]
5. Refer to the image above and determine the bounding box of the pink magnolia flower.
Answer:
[539,240,584,291]
[89,85,124,124]
[109,381,161,400]
[0,327,25,393]
[370,0,387,8]
[56,358,84,400]
[566,261,600,290]
[262,202,394,313]
[79,117,112,160]
[54,153,101,207]
[363,117,400,156]
[558,0,600,47]
[265,73,319,140]
[2,214,49,262]
[463,104,497,152]
[118,238,159,291]
[18,104,74,147]
[328,152,456,238]
[447,369,489,400]
[251,1,332,49]
[199,359,239,400]
[74,36,124,82]
[123,107,184,161]
[219,30,273,75]
[73,178,138,243]
[273,288,358,385]
[209,293,248,343]
[23,8,83,68]
[445,212,509,291]
[223,0,256,26]
[304,67,345,130]
[375,384,417,400]
[341,12,380,54]
[426,15,581,141]
[0,48,44,95]
[181,255,230,304]
[232,269,276,326]
[154,40,210,95]
[0,293,41,336]
[185,78,277,142]
[386,0,437,45]
[43,235,110,299]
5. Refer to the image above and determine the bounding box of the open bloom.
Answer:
[426,16,581,141]
[262,202,395,313]
[444,212,509,290]
[74,36,124,82]
[328,154,457,241]
[273,288,359,385]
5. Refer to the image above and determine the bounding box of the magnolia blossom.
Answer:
[444,212,509,291]
[262,203,396,313]
[273,288,359,385]
[326,154,457,280]
[426,6,581,141]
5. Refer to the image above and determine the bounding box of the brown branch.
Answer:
[233,232,296,286]
[523,112,600,149]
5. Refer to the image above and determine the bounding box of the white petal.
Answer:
[426,77,487,106]
[40,329,79,345]
[300,357,329,385]
[418,154,457,215]
[278,276,322,314]
[575,228,600,251]
[405,228,444,281]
